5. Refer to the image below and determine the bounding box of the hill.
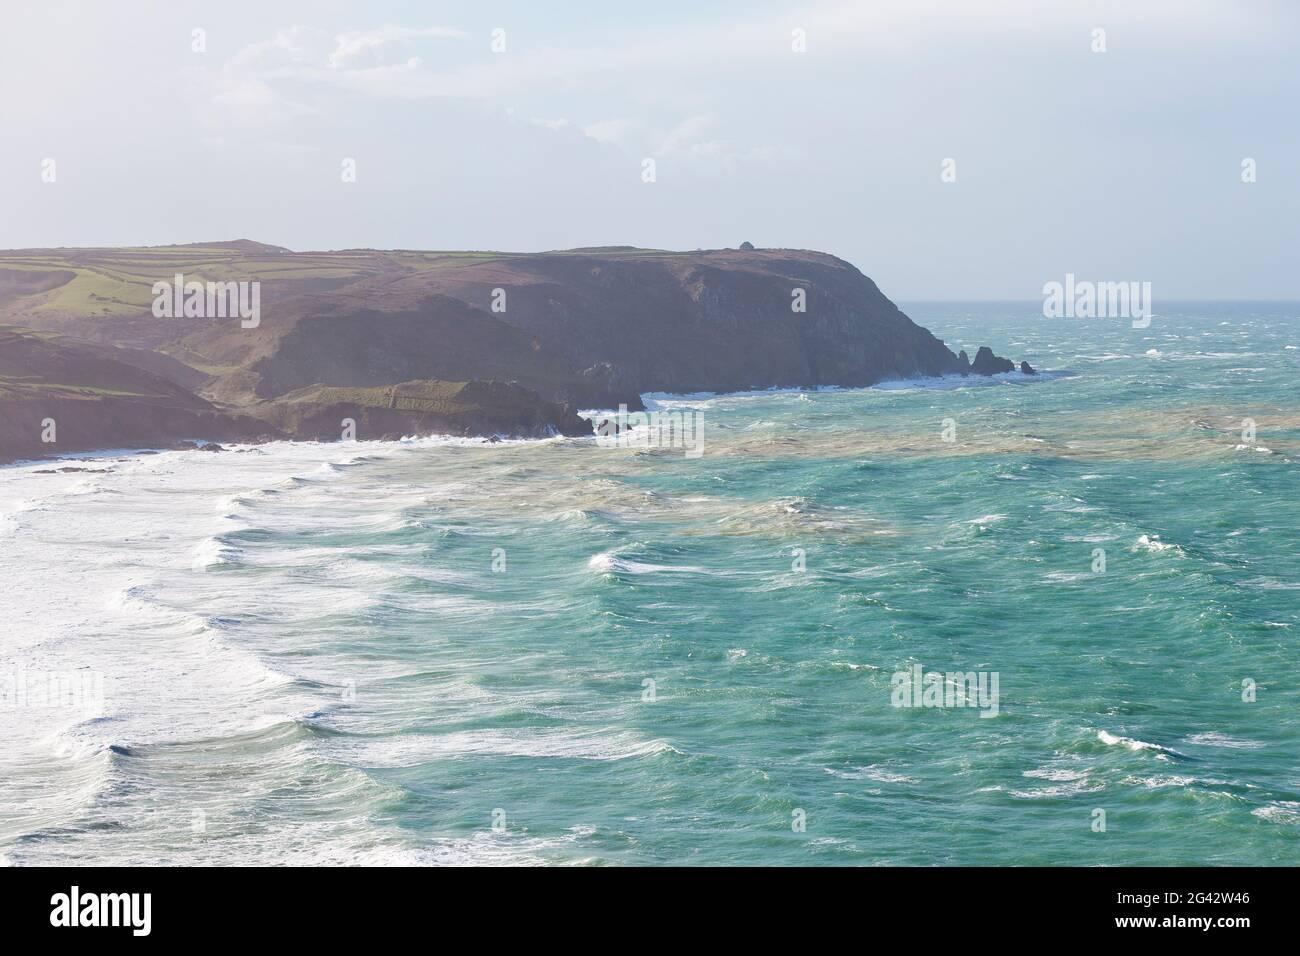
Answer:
[0,243,1028,460]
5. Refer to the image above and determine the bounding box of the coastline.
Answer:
[2,368,1051,470]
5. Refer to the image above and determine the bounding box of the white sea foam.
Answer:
[1185,732,1264,750]
[965,513,1008,525]
[1120,774,1197,789]
[1133,534,1183,555]
[1251,802,1300,824]
[1098,730,1184,759]
[825,765,919,785]
[1005,779,1106,799]
[1042,571,1093,583]
[192,536,243,570]
[1023,768,1089,782]
[870,369,1041,391]
[587,551,712,575]
[324,729,680,767]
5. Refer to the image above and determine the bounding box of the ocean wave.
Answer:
[1042,571,1094,583]
[192,535,244,570]
[824,765,919,785]
[587,550,713,576]
[104,584,296,693]
[1119,774,1198,789]
[638,386,844,411]
[1184,732,1265,750]
[1001,778,1106,799]
[1097,730,1186,759]
[712,496,894,540]
[1132,534,1184,556]
[325,728,682,767]
[871,369,1048,391]
[1023,767,1089,782]
[964,513,1008,525]
[414,827,603,866]
[1251,802,1300,825]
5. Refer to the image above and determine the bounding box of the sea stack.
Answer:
[970,346,1015,375]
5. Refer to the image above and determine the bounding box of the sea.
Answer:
[2,303,1297,865]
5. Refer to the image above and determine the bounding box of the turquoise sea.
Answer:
[2,303,1297,865]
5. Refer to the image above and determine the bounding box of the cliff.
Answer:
[0,326,275,463]
[197,247,1000,408]
[0,243,1030,460]
[264,379,589,441]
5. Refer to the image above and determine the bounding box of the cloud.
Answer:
[207,24,470,118]
[581,119,641,146]
[328,26,466,69]
[529,116,570,131]
[658,115,715,156]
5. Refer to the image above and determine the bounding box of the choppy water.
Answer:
[2,303,1298,865]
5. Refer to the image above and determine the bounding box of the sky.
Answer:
[2,0,1297,299]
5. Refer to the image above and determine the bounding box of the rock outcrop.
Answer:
[970,346,1015,375]
[263,379,589,441]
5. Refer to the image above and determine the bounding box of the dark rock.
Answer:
[173,440,225,452]
[739,241,755,251]
[970,346,1015,375]
[957,350,971,376]
[261,379,590,442]
[1020,361,1036,375]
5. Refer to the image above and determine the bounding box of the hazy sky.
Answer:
[3,0,1297,298]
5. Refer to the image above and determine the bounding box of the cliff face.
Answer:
[236,295,609,409]
[0,324,589,462]
[0,326,276,462]
[263,379,590,442]
[0,243,1027,459]
[188,247,988,409]
[357,249,966,398]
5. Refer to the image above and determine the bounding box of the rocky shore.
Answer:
[0,244,1033,463]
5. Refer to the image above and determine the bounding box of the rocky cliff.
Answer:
[0,326,276,462]
[0,243,1030,460]
[201,247,1006,409]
